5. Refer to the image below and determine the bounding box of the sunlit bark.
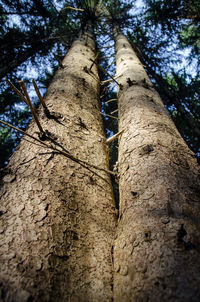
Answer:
[114,33,200,302]
[0,28,116,302]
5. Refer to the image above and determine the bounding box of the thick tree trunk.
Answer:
[113,33,200,301]
[0,29,116,302]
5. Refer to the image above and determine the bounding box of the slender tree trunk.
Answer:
[133,47,200,137]
[113,33,200,301]
[0,28,116,302]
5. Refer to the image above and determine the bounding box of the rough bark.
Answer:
[133,46,200,138]
[113,33,200,302]
[0,30,116,302]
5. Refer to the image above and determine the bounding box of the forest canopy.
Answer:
[0,0,199,167]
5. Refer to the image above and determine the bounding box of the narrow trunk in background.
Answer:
[114,33,200,301]
[0,29,116,302]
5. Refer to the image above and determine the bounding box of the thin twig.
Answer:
[105,98,117,104]
[60,6,84,12]
[19,80,44,134]
[106,129,125,144]
[101,75,122,85]
[5,78,28,104]
[111,109,118,114]
[106,60,115,70]
[0,119,115,176]
[32,79,50,116]
[23,136,46,148]
[90,59,122,88]
[101,44,114,49]
[100,112,118,120]
[0,119,47,147]
[89,53,99,71]
[101,78,114,85]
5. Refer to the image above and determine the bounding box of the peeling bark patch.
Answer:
[119,265,128,276]
[3,174,16,183]
[34,209,48,222]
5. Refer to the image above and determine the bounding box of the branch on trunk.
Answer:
[5,78,28,104]
[19,80,44,135]
[0,120,115,177]
[100,112,118,120]
[90,58,123,89]
[110,109,118,115]
[89,53,99,71]
[106,129,125,144]
[32,79,51,117]
[105,98,117,104]
[101,75,122,86]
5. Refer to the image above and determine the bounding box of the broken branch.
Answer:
[0,120,115,176]
[32,79,50,116]
[89,53,99,71]
[106,129,125,144]
[19,80,44,134]
[90,58,121,87]
[101,78,118,85]
[5,78,28,104]
[100,112,118,120]
[0,119,47,147]
[111,109,118,114]
[105,98,117,104]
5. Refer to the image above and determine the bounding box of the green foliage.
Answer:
[180,23,200,54]
[144,0,200,65]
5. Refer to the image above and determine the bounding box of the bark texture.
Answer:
[0,31,116,302]
[114,33,200,302]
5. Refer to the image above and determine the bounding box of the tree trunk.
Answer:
[113,33,200,301]
[0,29,116,302]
